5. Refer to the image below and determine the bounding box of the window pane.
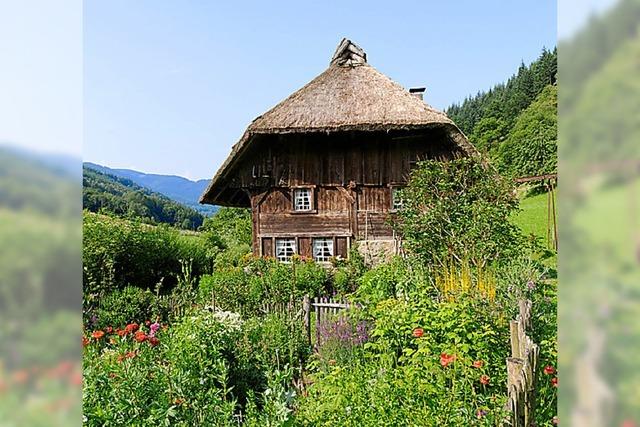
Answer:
[294,188,312,211]
[313,238,334,262]
[275,238,296,262]
[392,187,404,210]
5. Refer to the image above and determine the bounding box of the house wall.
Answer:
[236,129,461,263]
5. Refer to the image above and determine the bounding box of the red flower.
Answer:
[117,354,124,363]
[543,365,556,375]
[551,377,558,387]
[134,331,147,343]
[105,326,113,334]
[145,320,151,326]
[472,360,484,369]
[440,353,456,367]
[412,328,424,338]
[82,336,90,347]
[480,375,490,385]
[125,351,137,359]
[621,420,637,427]
[125,323,139,334]
[148,336,160,347]
[116,328,126,337]
[91,330,105,340]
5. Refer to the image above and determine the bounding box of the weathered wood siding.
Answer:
[239,129,461,257]
[235,129,461,190]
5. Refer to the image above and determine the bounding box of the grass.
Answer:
[511,190,555,244]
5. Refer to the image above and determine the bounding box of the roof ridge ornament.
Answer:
[330,38,367,67]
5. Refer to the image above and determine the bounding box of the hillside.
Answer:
[84,162,217,216]
[83,166,204,230]
[447,47,557,177]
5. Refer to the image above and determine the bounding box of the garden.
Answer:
[82,158,557,426]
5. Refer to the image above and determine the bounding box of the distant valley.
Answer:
[84,162,217,216]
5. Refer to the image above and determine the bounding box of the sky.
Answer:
[0,1,613,180]
[83,1,562,180]
[0,0,82,156]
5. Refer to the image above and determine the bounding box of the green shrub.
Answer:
[199,257,329,316]
[355,257,431,304]
[396,157,522,269]
[91,286,156,329]
[83,212,214,298]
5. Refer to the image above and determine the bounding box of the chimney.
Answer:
[409,87,426,101]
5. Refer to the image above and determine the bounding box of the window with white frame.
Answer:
[293,188,312,211]
[313,238,334,262]
[275,238,296,262]
[391,187,404,211]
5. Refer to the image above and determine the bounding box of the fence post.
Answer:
[510,320,521,358]
[303,295,311,345]
[504,299,539,427]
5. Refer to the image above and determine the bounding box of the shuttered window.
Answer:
[313,238,334,262]
[275,238,296,262]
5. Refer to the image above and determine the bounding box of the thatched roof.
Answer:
[201,38,476,205]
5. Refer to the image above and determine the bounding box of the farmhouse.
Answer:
[201,38,477,263]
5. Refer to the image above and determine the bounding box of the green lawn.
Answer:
[511,191,555,243]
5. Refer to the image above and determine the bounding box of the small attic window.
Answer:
[293,188,313,211]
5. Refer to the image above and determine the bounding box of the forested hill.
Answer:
[83,166,204,230]
[84,162,216,216]
[446,47,557,178]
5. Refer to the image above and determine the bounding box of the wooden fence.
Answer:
[302,295,356,346]
[504,299,540,427]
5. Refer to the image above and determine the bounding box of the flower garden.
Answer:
[82,159,558,426]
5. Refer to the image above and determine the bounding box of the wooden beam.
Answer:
[514,173,558,183]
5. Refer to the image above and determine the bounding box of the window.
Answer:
[293,188,312,211]
[391,187,404,211]
[275,238,296,262]
[313,238,334,262]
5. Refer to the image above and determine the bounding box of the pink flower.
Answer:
[149,322,160,337]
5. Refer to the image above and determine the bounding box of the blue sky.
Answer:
[83,1,561,180]
[1,1,618,175]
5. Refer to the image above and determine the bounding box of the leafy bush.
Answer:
[355,256,432,304]
[199,256,329,316]
[201,207,252,248]
[396,157,523,269]
[90,286,156,329]
[83,212,214,297]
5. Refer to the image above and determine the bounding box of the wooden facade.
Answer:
[231,128,464,260]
